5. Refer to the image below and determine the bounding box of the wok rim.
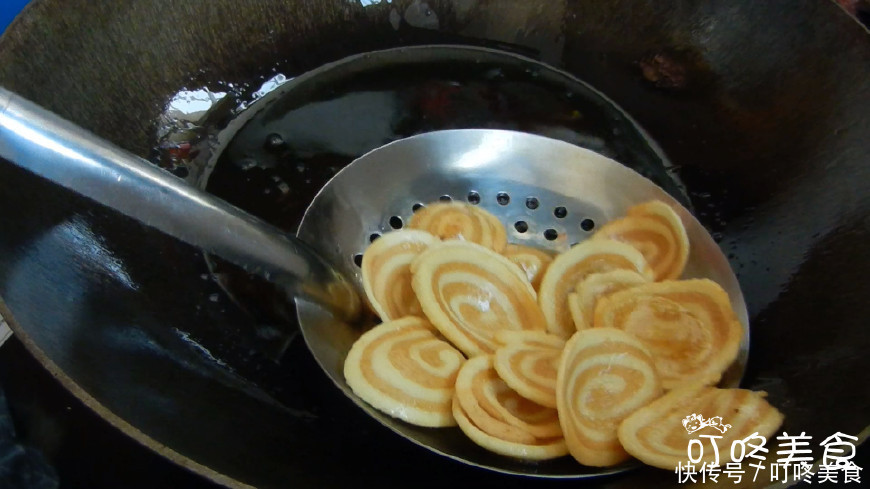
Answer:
[0,296,254,489]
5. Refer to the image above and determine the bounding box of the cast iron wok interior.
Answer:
[0,1,868,488]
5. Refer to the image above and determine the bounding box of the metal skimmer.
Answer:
[0,49,748,477]
[296,129,749,478]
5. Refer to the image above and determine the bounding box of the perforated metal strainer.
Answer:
[0,76,748,478]
[295,128,749,478]
[1,79,749,477]
[0,59,748,477]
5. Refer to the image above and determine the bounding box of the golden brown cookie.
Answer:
[556,328,662,466]
[361,229,440,321]
[343,317,466,427]
[567,269,650,331]
[593,279,743,390]
[501,243,553,291]
[593,200,689,281]
[618,384,784,470]
[492,330,565,408]
[411,241,547,357]
[538,239,653,339]
[453,355,567,460]
[408,202,507,253]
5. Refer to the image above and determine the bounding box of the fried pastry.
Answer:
[343,317,466,427]
[492,330,565,408]
[538,239,653,339]
[593,279,743,389]
[408,202,507,253]
[411,241,547,357]
[453,355,568,460]
[556,328,663,466]
[618,383,784,470]
[593,200,689,281]
[501,243,553,290]
[361,229,440,321]
[567,269,650,331]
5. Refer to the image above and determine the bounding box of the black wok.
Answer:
[0,1,868,487]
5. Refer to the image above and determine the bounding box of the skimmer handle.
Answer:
[0,87,359,321]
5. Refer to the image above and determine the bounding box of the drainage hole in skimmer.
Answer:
[514,221,529,233]
[544,229,559,241]
[580,219,596,231]
[439,195,452,203]
[353,253,363,267]
[369,233,381,243]
[412,203,425,212]
[467,191,481,205]
[554,206,568,219]
[496,192,510,206]
[389,216,403,229]
[525,197,539,210]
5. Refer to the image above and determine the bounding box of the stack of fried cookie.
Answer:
[344,200,783,470]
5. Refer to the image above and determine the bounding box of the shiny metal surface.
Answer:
[296,129,749,477]
[0,87,358,320]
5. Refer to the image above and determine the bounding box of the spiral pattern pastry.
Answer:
[411,241,547,357]
[492,331,565,408]
[408,202,508,253]
[362,229,440,321]
[343,317,466,427]
[453,355,568,460]
[501,244,553,291]
[556,328,662,467]
[618,384,784,470]
[538,239,653,339]
[593,279,743,390]
[568,270,650,331]
[593,200,689,281]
